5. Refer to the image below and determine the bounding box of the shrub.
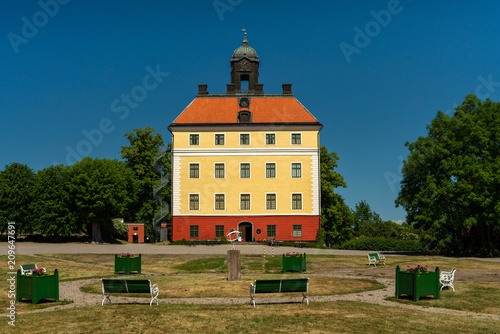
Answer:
[340,237,428,252]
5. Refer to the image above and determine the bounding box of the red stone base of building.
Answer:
[171,216,320,242]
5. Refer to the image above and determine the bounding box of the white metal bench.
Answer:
[367,253,385,266]
[440,268,456,291]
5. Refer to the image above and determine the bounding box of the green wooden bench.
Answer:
[249,278,309,307]
[367,253,385,266]
[101,279,159,306]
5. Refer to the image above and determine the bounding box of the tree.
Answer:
[30,165,80,239]
[120,127,170,240]
[320,145,353,244]
[69,158,138,242]
[0,163,35,234]
[396,94,500,256]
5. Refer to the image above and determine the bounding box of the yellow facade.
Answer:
[171,129,320,217]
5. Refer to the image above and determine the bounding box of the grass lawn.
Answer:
[3,302,500,333]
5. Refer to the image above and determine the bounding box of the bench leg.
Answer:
[102,293,111,306]
[150,284,160,306]
[302,291,309,306]
[250,285,256,308]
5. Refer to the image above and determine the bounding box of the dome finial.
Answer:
[242,27,248,45]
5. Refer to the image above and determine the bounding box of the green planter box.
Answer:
[395,266,440,301]
[17,269,59,305]
[115,254,141,274]
[283,254,306,273]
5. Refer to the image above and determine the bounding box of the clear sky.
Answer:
[1,1,500,223]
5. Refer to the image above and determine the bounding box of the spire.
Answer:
[242,28,248,46]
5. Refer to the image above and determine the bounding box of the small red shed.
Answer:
[126,223,145,243]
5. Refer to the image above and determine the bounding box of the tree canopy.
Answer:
[0,163,35,234]
[319,145,353,244]
[396,94,500,256]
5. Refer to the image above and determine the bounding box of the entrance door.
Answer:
[133,234,139,243]
[238,222,253,242]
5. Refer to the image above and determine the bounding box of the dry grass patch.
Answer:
[81,274,382,298]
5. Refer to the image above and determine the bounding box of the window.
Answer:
[292,163,302,178]
[266,133,276,145]
[240,194,250,210]
[240,163,250,178]
[266,193,276,210]
[293,225,302,238]
[240,133,250,145]
[215,163,225,178]
[215,134,225,145]
[215,225,224,238]
[215,194,225,210]
[189,163,199,178]
[292,193,302,210]
[189,194,199,210]
[190,134,199,146]
[133,226,138,231]
[266,163,276,178]
[291,133,301,145]
[190,225,199,238]
[267,225,276,238]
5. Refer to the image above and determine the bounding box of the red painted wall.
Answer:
[171,216,320,241]
[127,224,145,243]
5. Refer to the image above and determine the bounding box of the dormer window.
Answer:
[238,110,252,123]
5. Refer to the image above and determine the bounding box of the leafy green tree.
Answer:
[120,127,170,240]
[30,165,80,238]
[320,145,353,244]
[352,200,382,234]
[69,158,138,242]
[0,163,35,234]
[396,94,500,256]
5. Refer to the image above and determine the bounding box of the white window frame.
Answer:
[214,193,225,211]
[189,163,200,179]
[266,193,277,211]
[214,133,225,146]
[214,162,225,179]
[240,162,251,179]
[240,133,251,146]
[291,162,302,178]
[189,193,200,211]
[291,132,302,145]
[189,133,200,146]
[240,193,251,211]
[291,193,303,210]
[265,133,276,145]
[266,162,276,178]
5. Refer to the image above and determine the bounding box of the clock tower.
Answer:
[227,31,263,94]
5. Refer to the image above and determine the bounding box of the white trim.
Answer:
[172,148,319,156]
[172,155,181,215]
[311,154,320,215]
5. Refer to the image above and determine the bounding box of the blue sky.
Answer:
[1,1,500,223]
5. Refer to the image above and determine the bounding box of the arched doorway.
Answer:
[238,221,253,242]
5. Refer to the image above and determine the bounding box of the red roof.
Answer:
[171,97,320,125]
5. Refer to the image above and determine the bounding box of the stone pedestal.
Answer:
[227,250,241,281]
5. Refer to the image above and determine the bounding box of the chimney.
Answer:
[226,83,236,95]
[198,84,208,95]
[282,83,292,95]
[255,83,264,95]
